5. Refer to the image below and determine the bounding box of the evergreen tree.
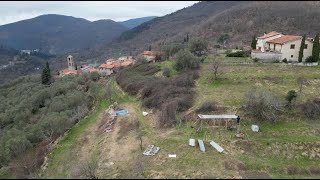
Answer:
[148,45,152,51]
[251,35,257,49]
[41,61,51,85]
[298,34,306,62]
[186,33,189,42]
[75,63,78,70]
[312,33,320,62]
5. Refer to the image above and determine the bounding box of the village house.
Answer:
[142,51,156,63]
[252,31,315,62]
[99,63,114,76]
[21,50,31,55]
[104,56,135,72]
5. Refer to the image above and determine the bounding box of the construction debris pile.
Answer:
[143,145,160,156]
[189,138,224,153]
[99,104,117,133]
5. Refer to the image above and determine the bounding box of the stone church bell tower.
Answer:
[67,55,75,70]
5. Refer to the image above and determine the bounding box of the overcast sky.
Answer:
[0,1,198,25]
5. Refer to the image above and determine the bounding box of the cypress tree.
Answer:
[186,33,189,42]
[312,33,320,62]
[251,35,257,49]
[148,45,152,51]
[41,61,51,85]
[298,34,306,62]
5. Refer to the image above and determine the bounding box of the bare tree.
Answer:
[105,81,113,103]
[80,158,98,179]
[209,55,222,80]
[297,76,308,94]
[244,88,282,122]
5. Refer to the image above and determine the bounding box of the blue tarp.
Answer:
[115,110,129,115]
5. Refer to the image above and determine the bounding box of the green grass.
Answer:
[0,167,14,179]
[41,99,109,178]
[41,78,136,178]
[158,60,179,76]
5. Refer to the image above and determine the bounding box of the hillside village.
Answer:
[1,1,320,180]
[58,50,159,77]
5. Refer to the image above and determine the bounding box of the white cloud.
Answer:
[0,1,198,25]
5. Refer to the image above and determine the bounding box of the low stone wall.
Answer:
[251,51,282,61]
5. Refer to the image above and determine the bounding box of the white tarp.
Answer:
[168,154,176,158]
[189,139,195,146]
[251,125,259,132]
[198,139,205,152]
[142,112,149,116]
[210,141,224,153]
[198,114,238,119]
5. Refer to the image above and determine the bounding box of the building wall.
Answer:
[99,69,113,76]
[280,39,313,62]
[251,51,282,61]
[143,55,155,62]
[256,34,282,52]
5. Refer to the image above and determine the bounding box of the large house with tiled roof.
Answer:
[252,31,315,62]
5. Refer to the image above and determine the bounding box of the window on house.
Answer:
[290,44,295,49]
[291,55,293,58]
[305,44,308,49]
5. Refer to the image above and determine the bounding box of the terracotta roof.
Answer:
[99,63,114,69]
[63,69,78,75]
[106,58,116,63]
[89,68,99,73]
[257,31,282,39]
[143,51,155,56]
[121,60,134,67]
[266,35,302,44]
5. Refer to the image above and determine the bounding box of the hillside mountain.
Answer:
[118,16,158,29]
[0,14,128,55]
[0,46,54,84]
[72,1,320,63]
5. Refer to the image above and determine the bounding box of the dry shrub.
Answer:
[158,101,178,128]
[10,140,49,178]
[244,88,282,122]
[224,160,247,171]
[301,98,320,119]
[287,165,308,175]
[117,62,199,128]
[309,166,320,175]
[79,158,98,179]
[196,101,220,113]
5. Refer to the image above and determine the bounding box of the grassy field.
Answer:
[40,60,320,179]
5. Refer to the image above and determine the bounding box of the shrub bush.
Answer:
[301,98,320,119]
[282,58,288,63]
[163,67,171,77]
[226,50,250,57]
[174,49,200,71]
[196,101,220,113]
[305,56,315,63]
[285,90,297,107]
[116,63,199,128]
[244,88,282,122]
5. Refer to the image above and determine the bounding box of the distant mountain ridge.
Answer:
[118,16,158,29]
[0,14,129,55]
[73,1,320,63]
